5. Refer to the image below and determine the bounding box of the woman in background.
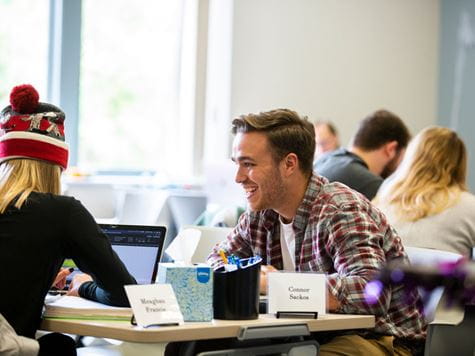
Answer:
[373,126,475,257]
[0,84,136,354]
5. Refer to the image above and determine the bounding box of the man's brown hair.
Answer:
[232,108,315,175]
[353,109,410,152]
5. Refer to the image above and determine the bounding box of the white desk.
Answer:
[41,314,375,355]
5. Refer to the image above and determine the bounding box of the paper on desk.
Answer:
[43,296,132,320]
[165,228,201,263]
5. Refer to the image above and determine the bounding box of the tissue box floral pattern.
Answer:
[158,264,213,321]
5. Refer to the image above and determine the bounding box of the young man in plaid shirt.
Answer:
[208,108,426,355]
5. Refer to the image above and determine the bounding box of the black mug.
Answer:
[213,257,261,320]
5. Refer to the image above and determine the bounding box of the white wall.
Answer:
[227,0,439,149]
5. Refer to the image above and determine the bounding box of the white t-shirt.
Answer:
[279,217,296,271]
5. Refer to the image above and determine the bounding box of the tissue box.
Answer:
[157,263,213,321]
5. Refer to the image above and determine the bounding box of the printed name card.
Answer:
[267,272,326,315]
[124,284,184,327]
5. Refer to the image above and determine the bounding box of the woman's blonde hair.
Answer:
[374,126,467,221]
[0,159,61,214]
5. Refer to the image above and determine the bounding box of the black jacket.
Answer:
[0,192,136,337]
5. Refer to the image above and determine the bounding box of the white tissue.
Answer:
[165,228,201,264]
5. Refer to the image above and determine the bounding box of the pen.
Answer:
[219,249,228,264]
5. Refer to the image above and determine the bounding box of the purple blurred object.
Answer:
[365,258,475,307]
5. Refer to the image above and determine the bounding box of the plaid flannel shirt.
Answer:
[209,173,426,341]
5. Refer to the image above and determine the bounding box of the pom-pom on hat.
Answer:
[0,84,69,169]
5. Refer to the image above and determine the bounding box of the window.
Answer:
[78,0,198,177]
[0,0,206,179]
[0,0,49,104]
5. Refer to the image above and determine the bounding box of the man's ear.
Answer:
[384,141,398,159]
[281,153,299,176]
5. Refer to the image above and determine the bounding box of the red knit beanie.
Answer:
[0,84,69,169]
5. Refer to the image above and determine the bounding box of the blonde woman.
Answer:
[0,85,136,348]
[374,126,475,257]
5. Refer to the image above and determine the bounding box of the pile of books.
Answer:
[43,296,132,321]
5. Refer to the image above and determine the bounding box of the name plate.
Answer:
[268,272,326,315]
[124,284,184,327]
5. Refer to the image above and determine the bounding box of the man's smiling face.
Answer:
[232,131,286,212]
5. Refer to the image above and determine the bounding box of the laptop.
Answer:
[49,224,166,296]
[99,224,166,284]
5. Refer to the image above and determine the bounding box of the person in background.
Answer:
[373,126,475,258]
[314,109,410,200]
[208,108,425,355]
[0,84,136,350]
[314,120,340,159]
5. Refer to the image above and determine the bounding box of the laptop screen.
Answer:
[99,224,166,284]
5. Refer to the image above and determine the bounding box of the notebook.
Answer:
[99,223,167,284]
[44,295,132,321]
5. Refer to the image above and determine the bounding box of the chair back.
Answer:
[167,194,208,229]
[63,183,123,222]
[181,225,233,263]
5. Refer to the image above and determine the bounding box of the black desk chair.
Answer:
[424,304,475,356]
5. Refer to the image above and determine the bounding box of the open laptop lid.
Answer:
[99,224,166,284]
